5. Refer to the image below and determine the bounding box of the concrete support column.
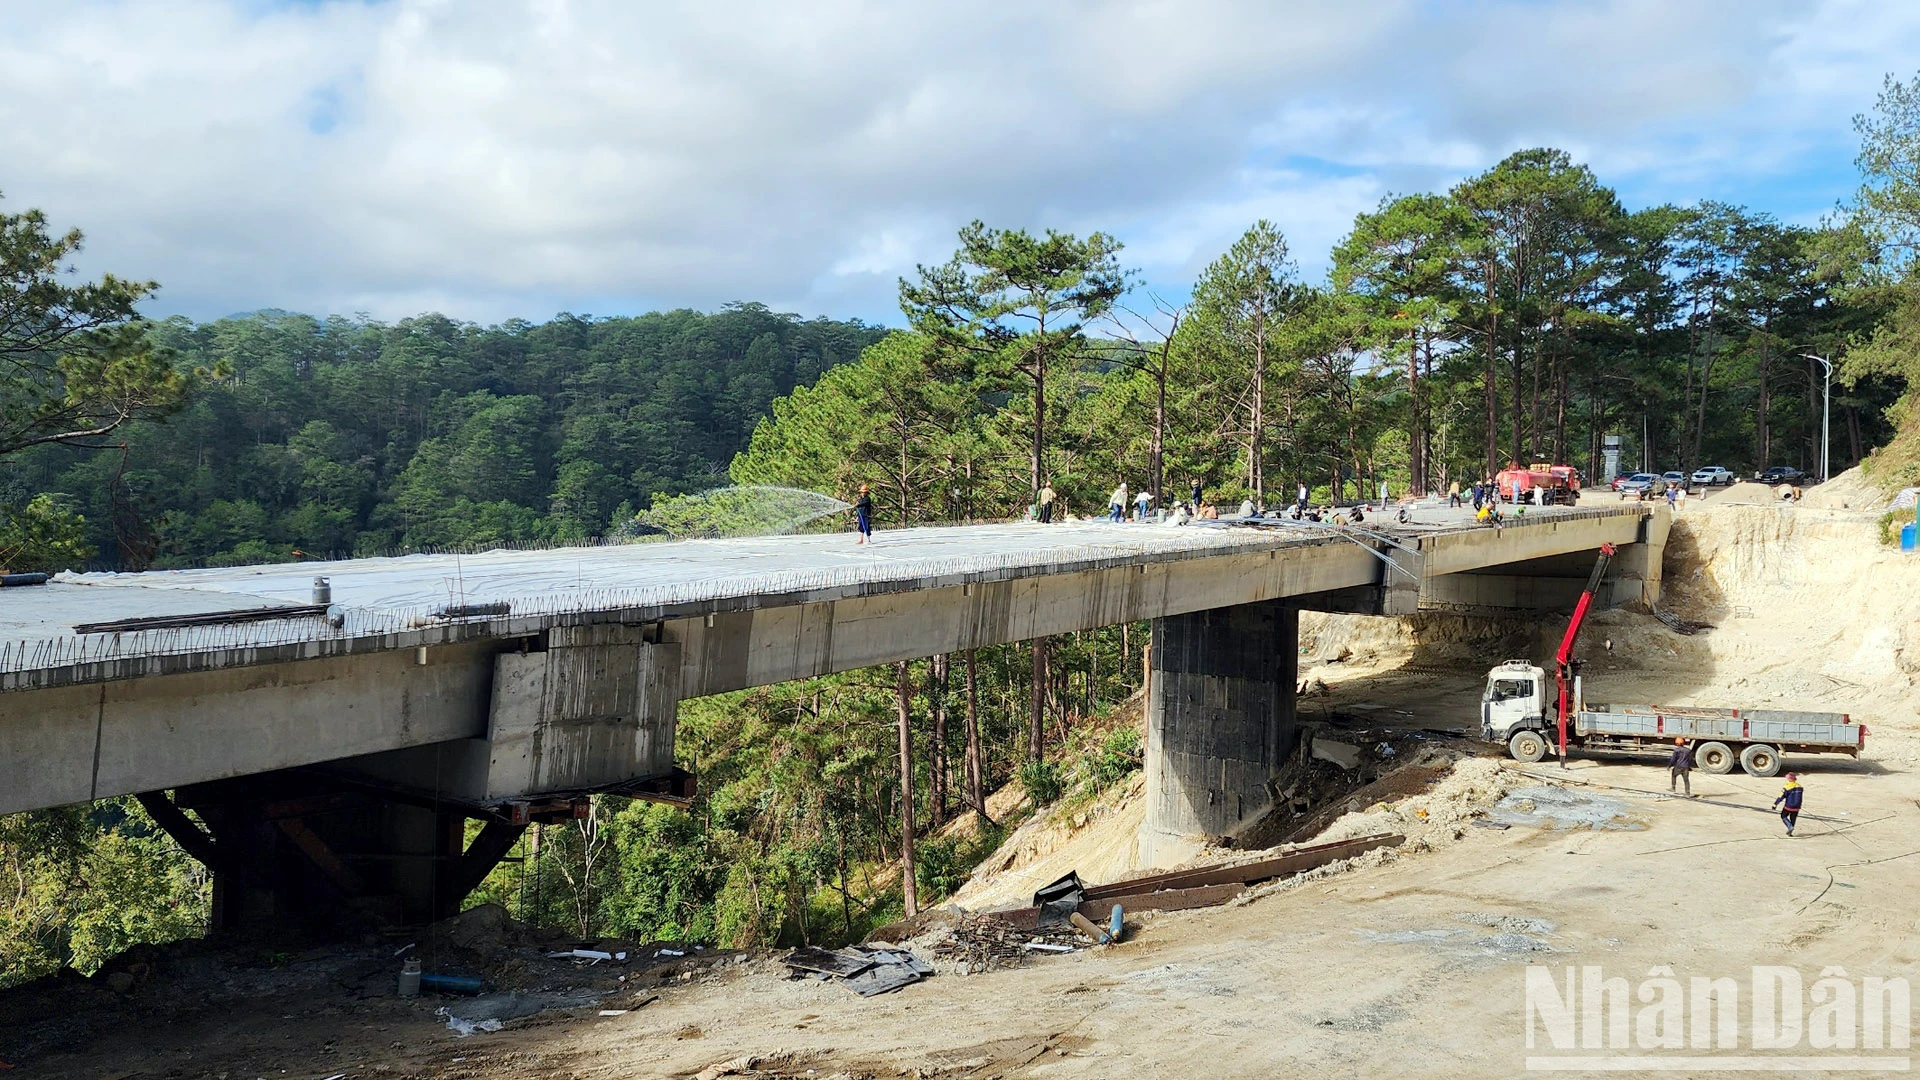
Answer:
[1139,599,1298,867]
[153,776,532,934]
[1604,505,1670,610]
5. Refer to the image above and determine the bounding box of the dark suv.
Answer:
[1756,466,1807,484]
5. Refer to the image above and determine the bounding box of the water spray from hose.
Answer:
[627,485,852,539]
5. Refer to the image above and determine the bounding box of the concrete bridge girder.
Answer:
[671,539,1380,698]
[3,642,498,816]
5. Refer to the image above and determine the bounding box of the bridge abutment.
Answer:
[1139,599,1299,867]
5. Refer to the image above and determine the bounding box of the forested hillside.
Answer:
[2,305,882,569]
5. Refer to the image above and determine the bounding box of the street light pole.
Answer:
[1803,354,1832,482]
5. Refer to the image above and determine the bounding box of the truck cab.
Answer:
[1481,660,1546,743]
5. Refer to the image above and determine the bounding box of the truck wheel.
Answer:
[1740,744,1782,778]
[1695,742,1735,774]
[1509,730,1548,764]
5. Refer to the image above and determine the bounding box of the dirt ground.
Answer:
[8,498,1920,1078]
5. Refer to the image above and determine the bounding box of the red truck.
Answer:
[1494,462,1581,506]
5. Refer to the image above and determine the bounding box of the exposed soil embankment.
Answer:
[1590,504,1920,733]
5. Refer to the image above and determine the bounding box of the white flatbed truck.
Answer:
[1476,541,1869,777]
[1479,659,1868,777]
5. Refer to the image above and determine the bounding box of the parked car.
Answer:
[1691,465,1735,486]
[1662,470,1686,486]
[1756,465,1807,484]
[1616,473,1658,495]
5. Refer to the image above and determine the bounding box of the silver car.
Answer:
[1617,473,1658,495]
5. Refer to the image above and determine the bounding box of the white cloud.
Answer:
[0,0,1912,324]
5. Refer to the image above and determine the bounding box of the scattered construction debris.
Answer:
[546,948,627,963]
[782,946,877,979]
[923,912,1084,971]
[1032,870,1087,928]
[779,944,933,996]
[1067,908,1122,945]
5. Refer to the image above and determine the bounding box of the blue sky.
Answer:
[2,0,1915,326]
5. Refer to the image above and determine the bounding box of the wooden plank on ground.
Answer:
[1081,832,1404,900]
[986,883,1249,930]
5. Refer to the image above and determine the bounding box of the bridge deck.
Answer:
[5,521,1307,635]
[0,504,1638,687]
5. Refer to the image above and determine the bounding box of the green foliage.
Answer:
[901,222,1128,496]
[1878,510,1905,547]
[0,799,209,988]
[0,493,92,572]
[1842,72,1920,468]
[0,196,206,458]
[1085,726,1143,791]
[913,835,968,903]
[5,305,882,568]
[733,331,1007,522]
[1016,759,1064,806]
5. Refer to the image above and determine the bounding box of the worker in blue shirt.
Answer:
[1771,774,1804,836]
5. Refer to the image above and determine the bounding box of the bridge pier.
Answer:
[1139,599,1299,867]
[141,775,540,933]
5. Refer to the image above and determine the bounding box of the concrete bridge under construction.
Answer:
[0,505,1667,927]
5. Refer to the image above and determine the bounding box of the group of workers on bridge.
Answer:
[844,469,1624,543]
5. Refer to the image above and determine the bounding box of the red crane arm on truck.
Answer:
[1554,542,1617,765]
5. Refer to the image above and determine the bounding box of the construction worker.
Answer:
[1037,482,1056,523]
[1108,482,1128,523]
[1668,738,1693,796]
[852,484,873,545]
[1772,774,1805,836]
[1448,480,1462,508]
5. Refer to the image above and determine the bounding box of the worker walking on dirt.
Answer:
[1108,482,1128,523]
[1668,738,1694,797]
[1772,774,1805,836]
